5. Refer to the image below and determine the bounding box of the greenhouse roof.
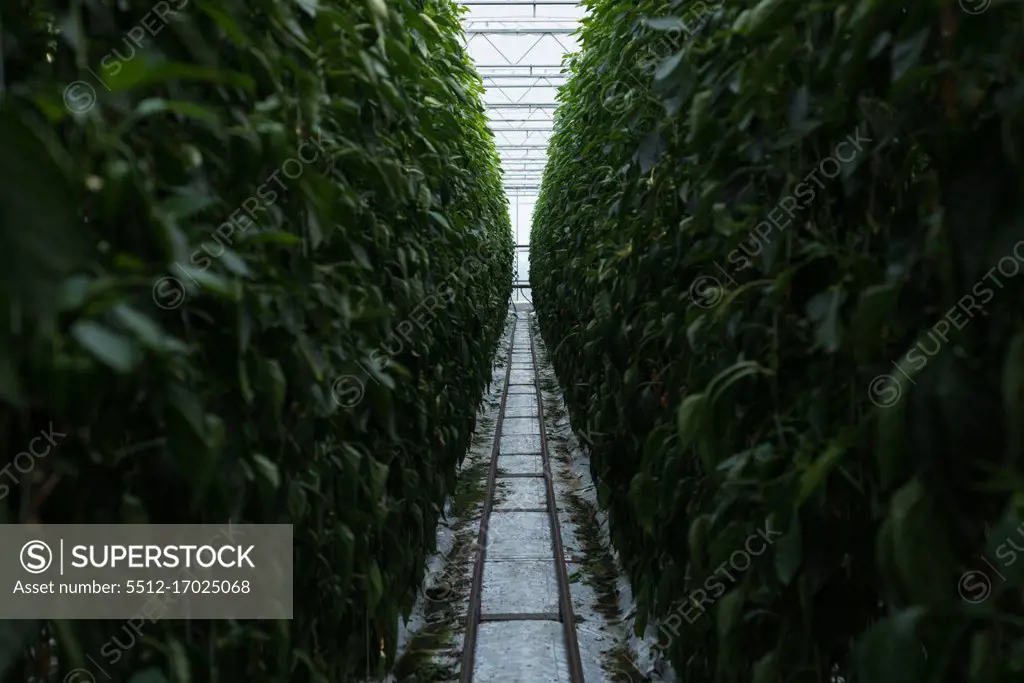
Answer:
[460,0,582,284]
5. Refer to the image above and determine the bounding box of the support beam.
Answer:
[462,1,578,4]
[466,28,576,34]
[476,65,565,70]
[481,74,568,80]
[484,103,558,108]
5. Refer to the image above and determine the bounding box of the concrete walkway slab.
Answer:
[496,455,543,475]
[500,434,542,454]
[502,417,540,435]
[503,404,539,418]
[472,621,568,683]
[486,511,551,559]
[505,394,538,409]
[480,558,559,616]
[509,370,536,385]
[494,477,547,510]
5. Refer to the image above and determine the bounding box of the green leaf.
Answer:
[131,98,222,126]
[167,639,190,683]
[676,393,706,450]
[797,430,853,505]
[428,211,450,230]
[294,0,318,18]
[70,320,137,373]
[643,17,684,32]
[787,86,808,128]
[243,231,304,246]
[774,512,802,586]
[638,132,665,175]
[112,304,187,354]
[128,668,170,683]
[736,0,796,40]
[654,52,685,83]
[707,360,774,404]
[264,360,287,421]
[751,650,779,683]
[367,458,389,499]
[890,479,957,606]
[368,0,388,22]
[367,560,384,609]
[891,28,930,83]
[252,454,281,489]
[715,589,745,665]
[806,288,845,353]
[850,283,900,361]
[109,60,255,92]
[199,5,249,44]
[854,608,926,683]
[159,188,218,221]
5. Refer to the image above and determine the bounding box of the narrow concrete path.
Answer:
[462,311,583,683]
[390,303,656,683]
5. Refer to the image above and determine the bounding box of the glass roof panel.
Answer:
[459,1,583,285]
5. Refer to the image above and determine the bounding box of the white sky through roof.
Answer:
[460,0,583,285]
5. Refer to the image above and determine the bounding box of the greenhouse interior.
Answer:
[1,0,1023,681]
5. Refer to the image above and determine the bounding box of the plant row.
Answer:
[0,0,511,680]
[531,0,1024,681]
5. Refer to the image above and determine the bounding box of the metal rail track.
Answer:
[459,314,584,682]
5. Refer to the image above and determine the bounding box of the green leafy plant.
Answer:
[532,0,1024,680]
[0,0,511,680]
